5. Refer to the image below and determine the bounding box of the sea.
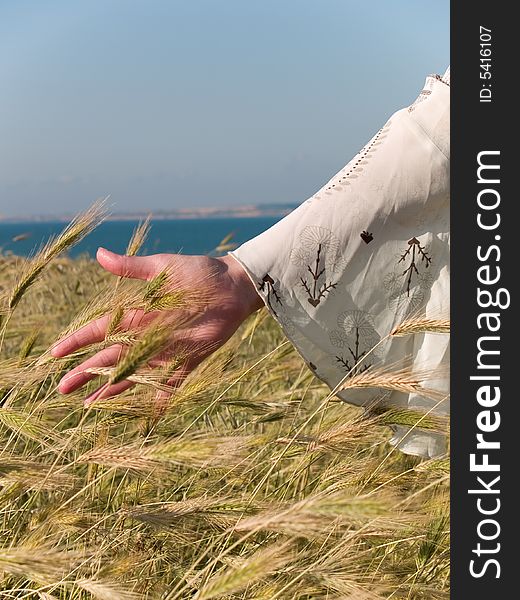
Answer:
[0,216,282,258]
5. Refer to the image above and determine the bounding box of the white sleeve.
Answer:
[230,70,450,458]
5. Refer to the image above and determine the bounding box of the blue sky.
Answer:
[0,0,449,218]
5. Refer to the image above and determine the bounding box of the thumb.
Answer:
[96,247,158,281]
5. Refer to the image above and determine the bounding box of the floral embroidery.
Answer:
[290,227,343,307]
[384,242,433,318]
[398,237,432,296]
[231,68,450,459]
[299,246,337,307]
[329,310,380,374]
[257,273,296,334]
[387,286,426,316]
[259,273,282,316]
[360,230,374,244]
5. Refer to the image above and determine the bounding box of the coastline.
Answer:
[0,203,297,223]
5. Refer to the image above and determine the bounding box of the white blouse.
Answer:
[230,67,450,458]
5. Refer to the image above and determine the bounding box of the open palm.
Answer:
[51,248,262,404]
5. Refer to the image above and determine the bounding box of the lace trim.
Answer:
[408,66,450,112]
[431,71,450,88]
[441,65,450,86]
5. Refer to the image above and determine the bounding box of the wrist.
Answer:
[219,254,263,320]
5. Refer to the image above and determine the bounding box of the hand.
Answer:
[51,248,263,404]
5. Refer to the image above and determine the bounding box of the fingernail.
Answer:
[57,376,66,388]
[50,342,63,357]
[84,393,96,407]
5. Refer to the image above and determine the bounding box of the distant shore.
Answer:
[0,214,284,258]
[0,203,297,223]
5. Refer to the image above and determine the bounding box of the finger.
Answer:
[154,370,191,412]
[97,247,165,281]
[149,324,224,401]
[154,355,204,405]
[84,380,135,407]
[146,323,222,369]
[51,314,111,358]
[57,345,123,394]
[50,309,152,358]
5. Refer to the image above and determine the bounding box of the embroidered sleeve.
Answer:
[230,69,450,459]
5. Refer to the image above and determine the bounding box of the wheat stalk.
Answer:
[18,328,40,361]
[8,200,107,311]
[195,542,294,599]
[338,363,447,401]
[77,434,251,474]
[391,317,450,337]
[0,407,64,447]
[374,406,449,432]
[125,497,257,530]
[74,578,143,600]
[126,214,152,257]
[107,324,171,385]
[0,459,77,490]
[0,547,80,581]
[0,224,450,599]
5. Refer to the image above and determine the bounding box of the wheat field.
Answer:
[0,206,449,599]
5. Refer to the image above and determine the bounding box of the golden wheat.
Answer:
[0,206,450,599]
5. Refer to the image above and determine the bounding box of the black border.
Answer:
[451,3,515,596]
